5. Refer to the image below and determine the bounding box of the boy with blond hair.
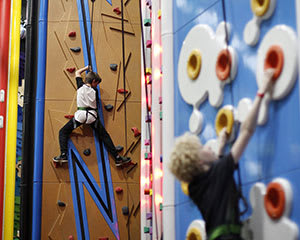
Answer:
[169,69,275,240]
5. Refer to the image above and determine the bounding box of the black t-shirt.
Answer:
[188,153,241,235]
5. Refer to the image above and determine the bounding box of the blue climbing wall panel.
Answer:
[172,0,300,239]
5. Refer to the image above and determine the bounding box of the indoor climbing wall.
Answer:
[164,0,300,239]
[40,0,141,239]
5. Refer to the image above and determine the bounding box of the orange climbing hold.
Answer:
[64,115,74,119]
[264,182,285,219]
[117,89,128,94]
[264,45,284,81]
[216,49,232,81]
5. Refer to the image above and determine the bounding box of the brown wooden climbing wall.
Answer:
[41,0,141,239]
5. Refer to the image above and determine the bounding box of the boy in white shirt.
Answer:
[53,65,131,167]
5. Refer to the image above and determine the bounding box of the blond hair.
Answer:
[169,132,206,183]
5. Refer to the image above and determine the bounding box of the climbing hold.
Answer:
[116,145,124,152]
[83,149,91,156]
[64,115,74,119]
[160,203,163,211]
[115,187,123,193]
[147,75,152,84]
[264,45,284,81]
[158,9,161,19]
[251,0,271,17]
[144,19,151,27]
[113,7,121,15]
[98,238,109,240]
[144,152,152,160]
[145,68,152,75]
[186,227,203,240]
[117,89,128,94]
[146,212,152,220]
[66,67,75,73]
[187,49,201,80]
[70,47,81,53]
[146,40,152,48]
[144,139,150,146]
[160,111,162,120]
[264,181,285,219]
[215,107,234,136]
[144,188,152,195]
[68,31,76,37]
[68,235,74,240]
[57,200,66,207]
[160,155,163,162]
[159,96,162,104]
[131,127,141,137]
[110,63,118,71]
[145,114,151,123]
[104,104,114,111]
[144,226,150,233]
[122,206,129,215]
[216,49,232,81]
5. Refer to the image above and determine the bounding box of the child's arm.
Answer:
[217,128,228,157]
[75,66,90,89]
[75,65,90,78]
[231,68,274,164]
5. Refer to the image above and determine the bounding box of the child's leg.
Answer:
[59,118,82,155]
[93,119,118,160]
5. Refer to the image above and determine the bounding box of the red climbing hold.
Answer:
[117,89,128,94]
[68,31,76,37]
[113,7,121,15]
[64,115,74,119]
[115,187,123,193]
[146,40,152,48]
[68,235,74,240]
[131,127,141,137]
[98,238,109,240]
[66,68,75,73]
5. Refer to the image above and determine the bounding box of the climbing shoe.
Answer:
[53,153,68,163]
[115,155,131,167]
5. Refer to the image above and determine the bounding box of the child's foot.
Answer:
[115,155,131,167]
[53,153,68,163]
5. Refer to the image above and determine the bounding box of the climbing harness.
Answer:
[77,106,98,124]
[208,224,242,240]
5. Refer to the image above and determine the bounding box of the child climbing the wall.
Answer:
[53,65,131,167]
[169,68,275,240]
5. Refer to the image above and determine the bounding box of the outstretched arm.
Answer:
[231,69,274,164]
[75,65,90,78]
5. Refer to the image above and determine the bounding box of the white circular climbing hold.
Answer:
[243,18,261,46]
[257,25,297,100]
[189,109,203,134]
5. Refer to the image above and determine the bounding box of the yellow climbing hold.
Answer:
[215,108,234,136]
[251,0,270,17]
[187,49,202,80]
[186,227,202,240]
